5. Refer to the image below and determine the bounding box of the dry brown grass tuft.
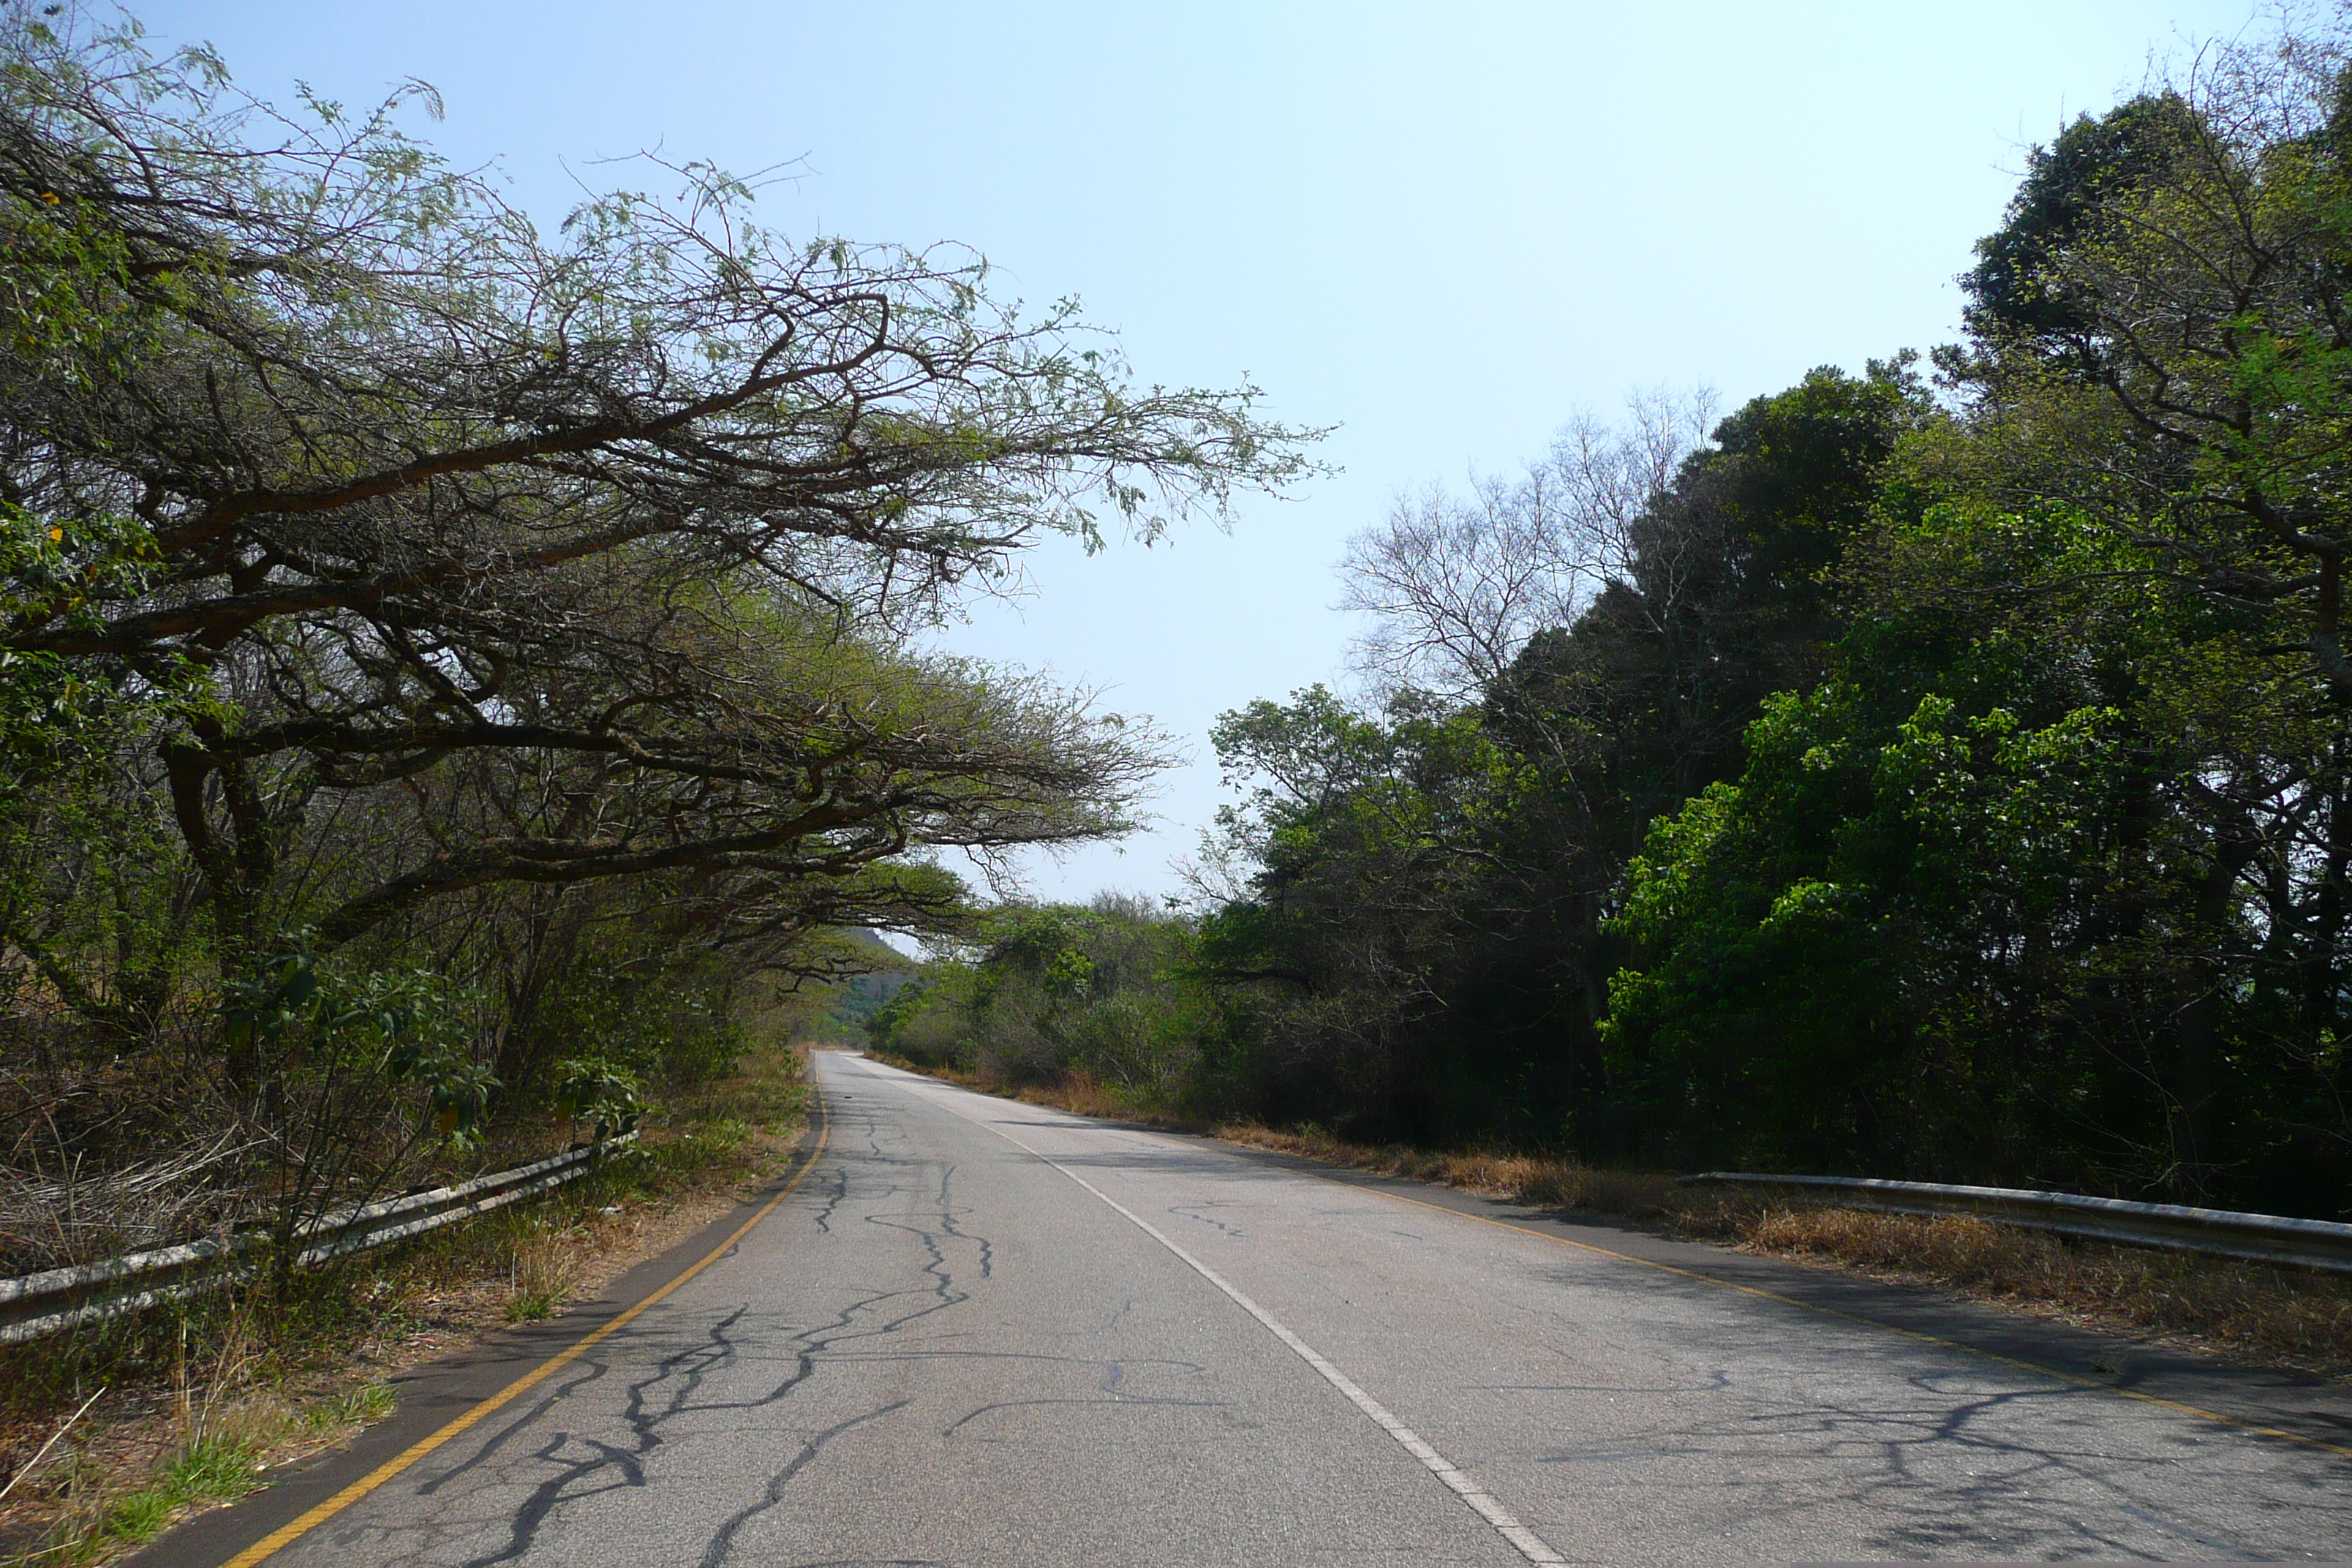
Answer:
[1007,1072,1145,1123]
[502,1222,585,1323]
[1210,1123,1681,1216]
[1711,1204,2352,1375]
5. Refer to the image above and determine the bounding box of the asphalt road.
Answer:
[187,1050,2352,1567]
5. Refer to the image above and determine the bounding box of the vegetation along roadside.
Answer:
[0,1040,810,1567]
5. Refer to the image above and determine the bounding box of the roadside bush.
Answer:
[872,897,1218,1113]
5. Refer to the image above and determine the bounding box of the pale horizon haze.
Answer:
[135,0,2265,913]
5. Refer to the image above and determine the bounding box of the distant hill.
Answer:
[819,932,919,1041]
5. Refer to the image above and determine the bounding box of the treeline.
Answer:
[878,29,2352,1218]
[0,13,1304,1270]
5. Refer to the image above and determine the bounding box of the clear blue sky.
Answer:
[140,0,2260,907]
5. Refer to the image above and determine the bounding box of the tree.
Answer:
[1603,486,2352,1209]
[0,7,1319,1244]
[0,10,1314,973]
[1191,370,1920,1144]
[869,895,1215,1109]
[1907,24,2352,1196]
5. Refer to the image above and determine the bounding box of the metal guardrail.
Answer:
[1678,1172,2352,1275]
[0,1134,637,1346]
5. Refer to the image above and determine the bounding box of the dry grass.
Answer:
[678,1041,812,1134]
[0,1045,813,1566]
[1198,1121,2352,1380]
[1704,1203,2352,1376]
[1018,1074,1149,1121]
[0,1291,402,1568]
[502,1222,584,1323]
[1211,1122,1678,1215]
[20,1379,400,1567]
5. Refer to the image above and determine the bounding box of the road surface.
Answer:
[176,1050,2352,1566]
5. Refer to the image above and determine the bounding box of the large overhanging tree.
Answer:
[0,12,1314,970]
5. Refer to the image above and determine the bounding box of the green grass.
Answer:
[94,1437,263,1553]
[652,1117,751,1176]
[502,1290,560,1323]
[4,1383,401,1568]
[302,1383,396,1431]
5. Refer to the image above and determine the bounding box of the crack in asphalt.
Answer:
[696,1400,915,1568]
[929,1161,993,1279]
[1166,1201,1249,1240]
[362,1096,1000,1568]
[392,1090,1228,1568]
[806,1165,849,1235]
[414,1356,614,1497]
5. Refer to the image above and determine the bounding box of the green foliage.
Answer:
[804,937,919,1044]
[222,942,495,1149]
[650,1117,753,1177]
[1169,42,2352,1213]
[875,896,1225,1112]
[1602,486,2351,1204]
[551,1058,649,1140]
[512,941,750,1098]
[1961,91,2201,343]
[862,973,933,1056]
[1173,368,1925,1147]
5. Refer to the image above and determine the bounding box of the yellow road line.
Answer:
[1243,1152,2352,1462]
[222,1094,833,1568]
